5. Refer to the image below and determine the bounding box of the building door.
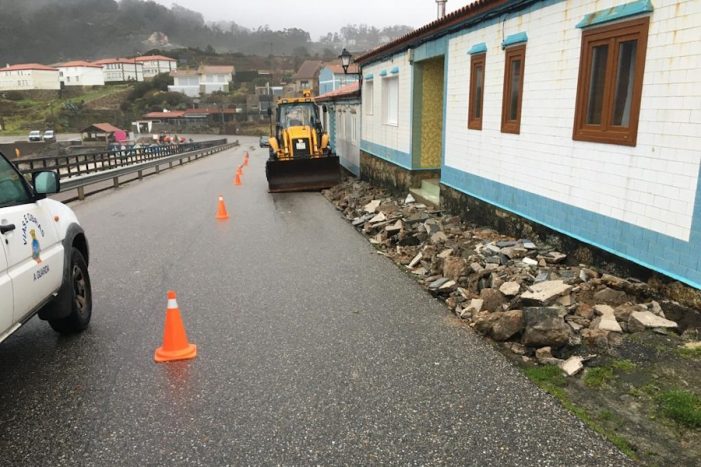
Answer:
[411,56,445,170]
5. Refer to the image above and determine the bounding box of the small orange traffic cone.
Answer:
[234,170,242,186]
[154,291,197,363]
[215,195,229,220]
[243,152,249,166]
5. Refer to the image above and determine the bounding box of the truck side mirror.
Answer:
[33,171,60,196]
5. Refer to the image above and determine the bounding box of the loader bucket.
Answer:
[266,156,341,193]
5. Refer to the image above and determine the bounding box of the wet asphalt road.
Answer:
[0,137,632,465]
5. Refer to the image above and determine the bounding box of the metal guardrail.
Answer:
[22,139,239,200]
[16,139,229,178]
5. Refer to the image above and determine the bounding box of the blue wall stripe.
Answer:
[441,165,701,289]
[577,0,654,28]
[360,139,412,170]
[391,66,400,74]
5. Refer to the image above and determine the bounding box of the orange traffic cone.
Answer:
[215,195,229,220]
[234,170,242,186]
[154,291,197,363]
[243,152,249,166]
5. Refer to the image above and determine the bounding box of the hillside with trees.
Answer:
[0,0,413,63]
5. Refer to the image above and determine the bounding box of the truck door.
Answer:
[0,239,12,338]
[0,156,63,323]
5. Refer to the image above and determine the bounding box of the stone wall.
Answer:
[360,151,438,194]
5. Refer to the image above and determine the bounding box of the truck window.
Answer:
[0,155,31,207]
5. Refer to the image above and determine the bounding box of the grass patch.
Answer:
[523,365,637,459]
[524,365,566,387]
[611,359,636,372]
[658,390,701,429]
[677,346,701,360]
[584,366,614,388]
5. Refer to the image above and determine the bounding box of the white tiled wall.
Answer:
[361,52,412,155]
[444,0,701,241]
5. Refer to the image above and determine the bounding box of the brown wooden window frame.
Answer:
[572,17,649,147]
[501,44,526,134]
[468,53,486,130]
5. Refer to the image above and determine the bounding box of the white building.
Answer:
[317,82,361,176]
[357,0,701,290]
[92,58,144,83]
[168,65,234,97]
[56,61,105,86]
[134,55,177,79]
[0,64,60,91]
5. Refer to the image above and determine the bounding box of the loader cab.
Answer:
[277,102,321,130]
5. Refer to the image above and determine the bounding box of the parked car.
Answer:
[28,130,42,142]
[42,130,56,143]
[0,150,92,342]
[259,135,270,148]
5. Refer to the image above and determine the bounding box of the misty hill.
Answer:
[0,0,413,64]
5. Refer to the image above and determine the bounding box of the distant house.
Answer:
[92,58,144,83]
[134,55,177,79]
[81,123,126,142]
[291,60,323,95]
[142,108,236,129]
[168,65,235,97]
[0,64,60,91]
[56,61,105,86]
[316,82,361,176]
[318,63,360,95]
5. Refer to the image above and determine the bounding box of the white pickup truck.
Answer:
[0,150,92,343]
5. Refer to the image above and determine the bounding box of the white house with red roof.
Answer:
[168,65,234,97]
[134,55,177,79]
[92,58,144,82]
[56,61,105,86]
[0,64,60,91]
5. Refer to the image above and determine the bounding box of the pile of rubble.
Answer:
[324,180,685,376]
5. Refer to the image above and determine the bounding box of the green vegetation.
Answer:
[677,345,701,359]
[584,367,614,388]
[523,365,636,459]
[611,359,636,372]
[658,390,701,428]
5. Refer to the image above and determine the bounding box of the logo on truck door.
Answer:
[20,213,45,264]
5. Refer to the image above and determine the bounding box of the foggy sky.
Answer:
[153,0,466,38]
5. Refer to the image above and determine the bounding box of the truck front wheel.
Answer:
[49,248,92,334]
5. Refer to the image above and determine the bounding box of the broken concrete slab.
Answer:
[408,252,423,269]
[521,280,573,305]
[560,356,584,376]
[628,311,678,332]
[522,307,571,348]
[369,212,387,224]
[364,199,381,213]
[499,281,521,297]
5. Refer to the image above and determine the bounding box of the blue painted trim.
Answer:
[468,42,487,54]
[441,165,701,290]
[577,0,653,28]
[364,73,374,80]
[360,139,411,170]
[390,66,400,74]
[413,36,448,62]
[501,32,528,49]
[379,70,388,77]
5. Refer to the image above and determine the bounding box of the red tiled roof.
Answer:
[292,60,323,80]
[357,0,505,65]
[184,107,236,115]
[92,58,142,66]
[83,123,123,133]
[143,111,186,119]
[316,82,360,102]
[57,61,103,69]
[323,63,360,75]
[0,63,57,72]
[134,55,176,62]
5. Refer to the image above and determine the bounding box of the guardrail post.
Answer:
[113,176,119,189]
[138,170,143,180]
[77,186,85,201]
[155,164,160,174]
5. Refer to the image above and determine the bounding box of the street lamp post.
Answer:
[339,48,352,75]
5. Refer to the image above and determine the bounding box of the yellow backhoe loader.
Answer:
[265,91,340,192]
